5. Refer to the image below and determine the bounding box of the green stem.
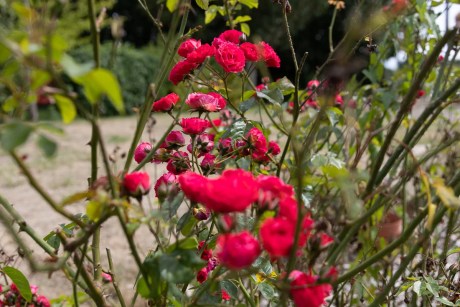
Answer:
[328,7,338,52]
[238,277,255,307]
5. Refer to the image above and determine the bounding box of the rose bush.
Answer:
[1,0,460,306]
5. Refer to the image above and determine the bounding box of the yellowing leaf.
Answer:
[426,203,436,230]
[86,200,104,221]
[432,178,460,209]
[54,94,76,124]
[166,0,179,12]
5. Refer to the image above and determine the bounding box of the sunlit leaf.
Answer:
[3,267,32,302]
[166,0,179,12]
[54,94,76,124]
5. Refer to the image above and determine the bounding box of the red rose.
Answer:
[221,290,231,301]
[257,175,294,208]
[240,42,259,62]
[307,80,320,89]
[154,172,178,200]
[178,38,201,57]
[246,127,268,153]
[289,270,332,307]
[200,153,218,173]
[335,94,343,106]
[320,233,334,247]
[257,42,280,68]
[197,267,209,283]
[36,295,51,307]
[203,169,259,213]
[187,44,216,65]
[212,29,244,48]
[186,92,223,112]
[279,197,298,222]
[215,42,246,73]
[260,217,295,257]
[152,93,180,112]
[198,241,213,261]
[178,171,208,203]
[169,60,198,85]
[207,92,227,110]
[180,117,210,135]
[298,215,315,248]
[268,141,281,155]
[417,89,425,98]
[165,130,185,149]
[216,231,260,269]
[123,171,151,197]
[134,142,153,164]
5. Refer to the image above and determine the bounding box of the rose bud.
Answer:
[152,93,180,112]
[123,171,151,197]
[154,172,178,202]
[102,272,113,283]
[193,206,211,221]
[134,142,153,164]
[165,131,185,149]
[180,117,210,135]
[166,151,191,174]
[196,267,209,284]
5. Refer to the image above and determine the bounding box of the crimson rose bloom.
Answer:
[213,29,244,48]
[215,42,246,73]
[240,42,259,62]
[180,117,210,135]
[186,92,223,112]
[207,92,227,110]
[178,171,208,204]
[169,60,198,85]
[216,231,260,269]
[178,38,201,57]
[203,169,259,213]
[187,44,216,65]
[289,270,332,307]
[134,142,153,164]
[246,127,268,153]
[123,171,151,197]
[268,141,281,155]
[165,131,185,149]
[152,93,180,112]
[221,290,231,301]
[258,41,281,68]
[260,217,295,258]
[307,80,320,89]
[257,175,294,208]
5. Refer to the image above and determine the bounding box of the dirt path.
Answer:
[0,115,172,305]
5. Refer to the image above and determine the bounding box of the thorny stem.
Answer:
[107,248,127,307]
[87,0,103,284]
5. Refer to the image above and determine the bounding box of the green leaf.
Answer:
[436,297,455,306]
[205,9,217,24]
[220,119,251,140]
[239,97,256,113]
[258,282,275,299]
[272,77,295,95]
[0,122,33,151]
[167,237,198,252]
[37,134,57,157]
[3,267,32,302]
[166,0,179,12]
[413,280,422,296]
[256,88,284,104]
[233,15,251,25]
[240,23,250,36]
[161,192,184,219]
[238,0,258,8]
[60,54,94,78]
[195,0,209,10]
[158,250,204,283]
[73,68,125,114]
[54,94,77,124]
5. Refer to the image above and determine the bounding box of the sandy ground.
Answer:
[0,114,173,305]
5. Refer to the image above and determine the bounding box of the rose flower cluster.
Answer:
[0,283,50,307]
[168,29,280,85]
[119,30,335,307]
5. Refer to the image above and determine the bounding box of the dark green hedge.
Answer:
[69,43,161,116]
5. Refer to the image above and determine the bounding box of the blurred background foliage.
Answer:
[0,0,450,118]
